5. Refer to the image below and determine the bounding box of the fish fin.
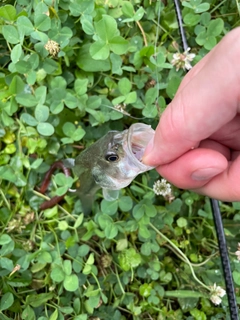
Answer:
[76,171,100,214]
[77,192,95,215]
[62,158,75,168]
[102,189,120,201]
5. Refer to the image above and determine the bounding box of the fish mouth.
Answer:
[125,123,155,172]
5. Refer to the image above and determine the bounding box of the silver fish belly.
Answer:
[72,123,155,213]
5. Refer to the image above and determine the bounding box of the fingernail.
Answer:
[142,137,154,164]
[191,168,223,181]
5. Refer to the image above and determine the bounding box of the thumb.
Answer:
[142,28,240,167]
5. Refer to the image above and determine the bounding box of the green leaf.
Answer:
[124,91,137,104]
[77,44,111,72]
[233,270,240,285]
[8,75,25,94]
[74,214,84,229]
[63,274,79,292]
[21,113,38,126]
[62,122,76,136]
[35,86,47,105]
[133,7,145,21]
[64,92,78,109]
[86,253,94,265]
[200,12,211,26]
[166,76,181,99]
[104,223,118,239]
[95,15,119,41]
[0,292,14,311]
[90,40,110,60]
[74,79,88,95]
[0,5,16,21]
[109,36,129,55]
[34,14,51,31]
[204,35,217,50]
[17,16,34,36]
[0,257,14,271]
[165,290,206,298]
[0,165,17,183]
[0,234,12,245]
[116,238,128,251]
[119,248,141,271]
[26,293,54,308]
[207,18,224,37]
[49,309,58,320]
[50,266,65,283]
[15,60,32,74]
[195,3,210,13]
[122,1,134,18]
[78,244,90,257]
[11,44,23,63]
[35,105,49,122]
[119,196,133,212]
[118,77,132,95]
[69,0,94,16]
[31,158,43,169]
[177,217,188,228]
[31,30,48,43]
[132,202,145,220]
[81,15,94,35]
[110,52,123,75]
[49,26,73,48]
[63,260,72,276]
[101,199,118,215]
[139,283,152,297]
[37,122,54,136]
[7,278,32,288]
[190,308,207,320]
[16,93,38,107]
[138,223,151,238]
[58,221,68,231]
[72,127,86,141]
[22,305,36,320]
[50,100,64,114]
[2,25,19,44]
[183,13,201,26]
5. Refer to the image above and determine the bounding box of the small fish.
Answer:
[68,123,155,214]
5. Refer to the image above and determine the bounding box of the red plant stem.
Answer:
[38,161,71,210]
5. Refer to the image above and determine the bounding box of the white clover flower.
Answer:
[171,48,195,71]
[44,40,60,57]
[235,251,240,260]
[153,179,172,197]
[210,294,222,305]
[210,283,226,305]
[235,242,240,261]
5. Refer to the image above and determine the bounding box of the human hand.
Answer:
[143,28,240,201]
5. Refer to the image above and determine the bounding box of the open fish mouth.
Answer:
[124,123,155,172]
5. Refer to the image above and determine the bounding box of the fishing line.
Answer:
[211,199,239,319]
[154,0,162,93]
[172,0,239,318]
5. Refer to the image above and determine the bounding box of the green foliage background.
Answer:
[0,0,240,319]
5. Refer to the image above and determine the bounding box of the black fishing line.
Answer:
[211,199,239,319]
[172,0,239,318]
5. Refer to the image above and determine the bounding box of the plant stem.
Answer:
[149,222,210,291]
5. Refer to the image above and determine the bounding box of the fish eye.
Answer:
[105,153,119,162]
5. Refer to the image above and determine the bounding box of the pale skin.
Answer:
[143,27,240,201]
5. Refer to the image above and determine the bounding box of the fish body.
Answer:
[72,123,155,213]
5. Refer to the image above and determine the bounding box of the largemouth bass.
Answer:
[69,123,155,214]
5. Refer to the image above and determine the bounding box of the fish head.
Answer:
[91,123,155,190]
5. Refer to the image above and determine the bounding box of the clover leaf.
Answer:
[90,15,128,60]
